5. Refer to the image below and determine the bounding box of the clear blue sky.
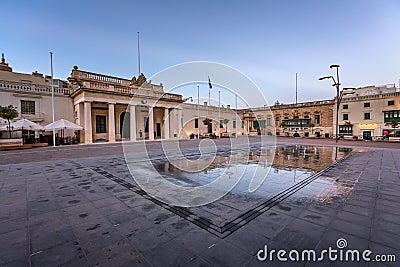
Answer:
[1,0,399,105]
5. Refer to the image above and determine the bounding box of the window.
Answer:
[343,104,348,109]
[266,117,271,126]
[96,115,106,133]
[388,100,395,106]
[339,125,353,134]
[364,102,370,108]
[194,118,198,128]
[253,120,266,129]
[315,115,321,125]
[233,120,236,129]
[364,113,371,120]
[383,110,400,123]
[304,115,310,119]
[242,121,244,128]
[21,100,35,115]
[275,116,280,126]
[343,114,349,120]
[253,120,259,129]
[220,120,223,128]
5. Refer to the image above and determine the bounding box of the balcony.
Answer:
[243,112,256,119]
[282,118,311,128]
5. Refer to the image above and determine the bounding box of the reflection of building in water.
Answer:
[271,146,351,172]
[159,146,351,175]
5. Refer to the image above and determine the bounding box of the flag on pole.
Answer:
[208,76,212,89]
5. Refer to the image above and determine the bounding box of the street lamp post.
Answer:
[319,65,355,143]
[319,65,341,143]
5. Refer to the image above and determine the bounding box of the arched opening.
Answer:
[120,112,130,139]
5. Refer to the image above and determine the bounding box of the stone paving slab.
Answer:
[0,139,399,266]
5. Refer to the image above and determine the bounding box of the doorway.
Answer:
[120,112,130,139]
[362,131,372,140]
[156,123,161,138]
[208,123,213,134]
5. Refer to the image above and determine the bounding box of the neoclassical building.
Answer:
[68,66,185,143]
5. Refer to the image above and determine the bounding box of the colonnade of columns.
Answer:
[79,101,181,144]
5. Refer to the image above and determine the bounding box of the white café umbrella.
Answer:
[44,119,83,131]
[12,119,44,131]
[9,119,44,144]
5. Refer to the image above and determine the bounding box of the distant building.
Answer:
[337,84,400,140]
[0,53,73,138]
[239,100,334,137]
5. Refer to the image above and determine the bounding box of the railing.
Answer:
[0,80,71,95]
[282,118,311,128]
[243,113,256,118]
[75,80,182,102]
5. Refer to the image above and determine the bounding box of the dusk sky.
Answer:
[1,0,399,106]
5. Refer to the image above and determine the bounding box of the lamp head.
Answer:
[319,76,331,81]
[330,64,340,69]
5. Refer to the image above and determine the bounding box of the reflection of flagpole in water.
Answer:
[335,146,338,160]
[294,168,296,183]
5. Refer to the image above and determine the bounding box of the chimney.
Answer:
[204,102,208,106]
[227,105,230,109]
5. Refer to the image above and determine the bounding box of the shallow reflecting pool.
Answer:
[151,145,354,226]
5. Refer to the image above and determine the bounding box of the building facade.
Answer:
[0,53,74,138]
[239,100,334,137]
[337,84,400,140]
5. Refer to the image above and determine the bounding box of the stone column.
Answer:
[130,104,136,141]
[76,103,85,142]
[149,107,154,140]
[177,108,182,139]
[108,103,116,142]
[163,108,170,139]
[84,101,92,144]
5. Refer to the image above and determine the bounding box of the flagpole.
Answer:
[295,72,298,104]
[209,88,211,106]
[50,52,55,147]
[218,90,220,139]
[137,32,141,76]
[208,76,211,106]
[197,85,200,139]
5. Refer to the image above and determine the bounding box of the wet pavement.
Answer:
[0,137,399,266]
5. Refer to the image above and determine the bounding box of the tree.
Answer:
[222,118,229,133]
[0,105,18,138]
[202,118,211,126]
[391,120,399,136]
